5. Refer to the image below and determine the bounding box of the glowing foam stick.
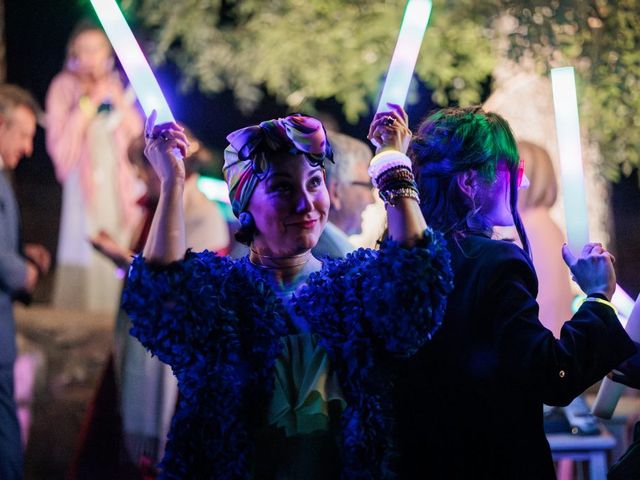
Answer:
[376,0,432,114]
[551,67,638,417]
[90,0,175,124]
[614,288,635,323]
[551,68,632,311]
[592,293,640,419]
[551,67,589,255]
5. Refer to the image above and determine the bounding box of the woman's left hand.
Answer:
[144,110,189,186]
[368,103,412,154]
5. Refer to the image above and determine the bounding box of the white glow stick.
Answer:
[376,0,432,114]
[551,67,638,417]
[592,294,640,418]
[614,288,636,324]
[551,67,589,255]
[90,0,175,124]
[550,67,632,314]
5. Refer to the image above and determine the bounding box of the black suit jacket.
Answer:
[392,234,635,479]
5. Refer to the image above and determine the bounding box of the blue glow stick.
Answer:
[376,0,432,114]
[90,0,175,124]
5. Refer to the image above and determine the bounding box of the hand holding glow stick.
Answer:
[551,67,633,315]
[551,67,638,417]
[376,0,432,115]
[551,67,632,315]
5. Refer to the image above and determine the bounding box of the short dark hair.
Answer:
[0,84,41,119]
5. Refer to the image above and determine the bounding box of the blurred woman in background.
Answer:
[517,141,573,338]
[45,20,143,314]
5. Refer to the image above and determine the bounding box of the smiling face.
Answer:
[247,151,329,257]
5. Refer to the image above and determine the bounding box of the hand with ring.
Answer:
[143,110,190,185]
[145,131,170,141]
[368,103,412,154]
[381,116,396,127]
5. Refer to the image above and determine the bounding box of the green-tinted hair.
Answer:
[411,106,530,254]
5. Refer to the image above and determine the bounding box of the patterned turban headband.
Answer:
[222,114,333,218]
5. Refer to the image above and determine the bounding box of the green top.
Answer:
[252,333,347,479]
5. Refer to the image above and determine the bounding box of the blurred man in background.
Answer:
[313,131,374,258]
[0,84,51,480]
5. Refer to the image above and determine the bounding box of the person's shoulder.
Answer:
[469,234,526,256]
[313,222,354,259]
[48,70,77,89]
[456,235,533,272]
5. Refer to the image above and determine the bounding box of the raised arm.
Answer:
[367,104,427,246]
[141,111,189,263]
[486,241,634,405]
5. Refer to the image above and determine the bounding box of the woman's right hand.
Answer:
[561,242,617,299]
[143,110,189,186]
[367,103,412,155]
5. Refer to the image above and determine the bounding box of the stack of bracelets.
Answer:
[368,150,420,206]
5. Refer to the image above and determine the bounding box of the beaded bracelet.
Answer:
[368,151,413,185]
[379,180,418,192]
[376,167,416,191]
[378,186,420,207]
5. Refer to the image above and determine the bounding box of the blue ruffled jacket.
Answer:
[122,228,452,479]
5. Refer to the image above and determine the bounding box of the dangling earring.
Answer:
[239,211,255,230]
[235,211,257,245]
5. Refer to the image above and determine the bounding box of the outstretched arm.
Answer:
[141,111,189,263]
[367,103,427,246]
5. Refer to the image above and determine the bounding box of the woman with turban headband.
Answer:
[122,106,453,478]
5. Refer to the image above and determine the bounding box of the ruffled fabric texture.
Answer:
[124,253,289,479]
[122,227,453,479]
[294,227,452,478]
[268,334,346,437]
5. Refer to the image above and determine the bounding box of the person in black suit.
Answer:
[370,105,637,479]
[0,84,50,480]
